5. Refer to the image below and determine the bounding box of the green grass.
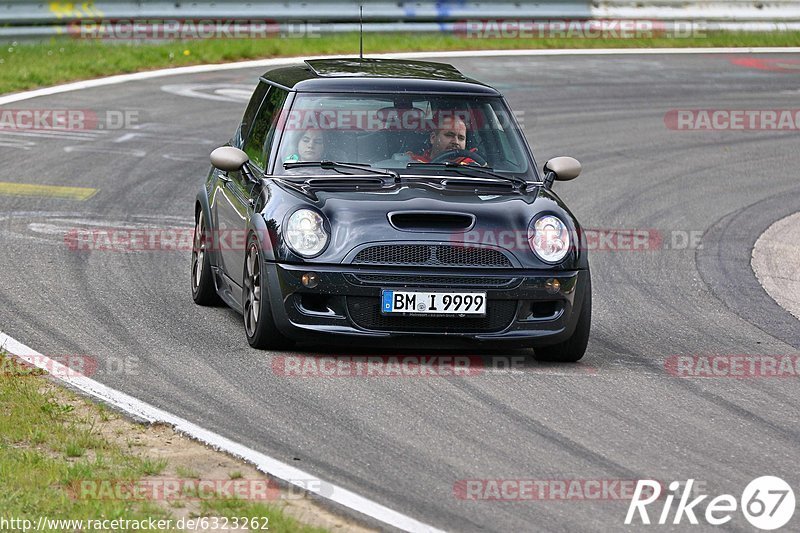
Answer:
[139,457,169,476]
[0,352,178,532]
[0,351,329,532]
[199,496,330,533]
[1,31,799,95]
[175,465,200,479]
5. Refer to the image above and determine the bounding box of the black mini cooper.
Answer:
[192,58,590,361]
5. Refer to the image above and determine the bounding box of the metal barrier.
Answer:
[594,1,800,21]
[1,1,799,41]
[0,1,592,24]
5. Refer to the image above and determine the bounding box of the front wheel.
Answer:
[533,276,591,363]
[243,237,293,350]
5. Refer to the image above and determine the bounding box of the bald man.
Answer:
[408,115,480,164]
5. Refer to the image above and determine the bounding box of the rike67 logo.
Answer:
[626,477,795,530]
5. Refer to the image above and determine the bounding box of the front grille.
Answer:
[346,273,516,287]
[352,244,513,267]
[347,296,517,333]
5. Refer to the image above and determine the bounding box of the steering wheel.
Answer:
[430,149,488,166]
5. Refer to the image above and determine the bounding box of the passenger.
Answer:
[408,115,480,165]
[284,128,325,162]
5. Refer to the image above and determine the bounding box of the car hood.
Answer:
[264,180,584,269]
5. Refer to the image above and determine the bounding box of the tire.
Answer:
[533,276,591,363]
[243,236,294,350]
[191,209,223,306]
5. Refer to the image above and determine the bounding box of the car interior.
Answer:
[275,94,530,174]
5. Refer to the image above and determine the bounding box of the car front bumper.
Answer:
[263,262,590,348]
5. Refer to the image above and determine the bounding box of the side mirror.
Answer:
[210,146,249,172]
[543,156,582,182]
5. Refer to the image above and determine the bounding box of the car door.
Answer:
[215,85,288,291]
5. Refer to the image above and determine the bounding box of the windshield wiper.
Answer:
[284,160,399,180]
[406,162,528,189]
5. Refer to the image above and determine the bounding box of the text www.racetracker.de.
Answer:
[0,515,270,531]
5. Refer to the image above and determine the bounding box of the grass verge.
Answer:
[1,31,799,94]
[0,350,336,532]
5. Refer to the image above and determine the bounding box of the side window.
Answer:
[236,82,269,148]
[244,86,288,171]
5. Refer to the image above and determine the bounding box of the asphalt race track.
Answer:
[1,52,799,532]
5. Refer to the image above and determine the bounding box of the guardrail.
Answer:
[2,1,799,41]
[0,1,592,24]
[594,1,800,21]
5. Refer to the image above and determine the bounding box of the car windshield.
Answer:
[274,93,535,179]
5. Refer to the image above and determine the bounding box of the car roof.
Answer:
[260,58,500,96]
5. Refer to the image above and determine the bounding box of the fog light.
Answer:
[301,272,319,288]
[544,278,560,294]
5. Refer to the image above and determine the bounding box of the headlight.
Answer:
[285,209,328,257]
[528,215,570,263]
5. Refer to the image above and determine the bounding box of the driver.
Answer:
[408,115,481,165]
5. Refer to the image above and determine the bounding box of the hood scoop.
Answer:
[305,177,385,188]
[388,211,475,233]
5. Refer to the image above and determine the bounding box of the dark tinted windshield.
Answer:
[275,93,535,178]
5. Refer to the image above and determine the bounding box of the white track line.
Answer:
[0,332,443,533]
[1,46,799,532]
[1,47,799,106]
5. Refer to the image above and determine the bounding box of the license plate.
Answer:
[381,290,487,316]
